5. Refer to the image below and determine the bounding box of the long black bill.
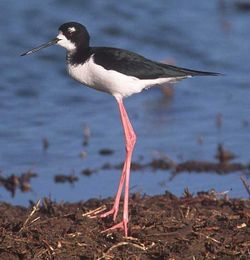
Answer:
[20,38,59,56]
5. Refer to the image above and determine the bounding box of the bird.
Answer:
[21,22,220,237]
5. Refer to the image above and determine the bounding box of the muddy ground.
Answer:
[0,190,249,259]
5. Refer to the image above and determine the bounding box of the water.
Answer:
[0,0,250,205]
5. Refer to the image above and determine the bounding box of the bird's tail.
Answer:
[159,63,221,77]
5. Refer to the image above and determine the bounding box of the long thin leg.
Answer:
[100,160,127,221]
[102,98,136,237]
[101,100,133,221]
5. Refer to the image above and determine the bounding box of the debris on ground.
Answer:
[0,191,249,259]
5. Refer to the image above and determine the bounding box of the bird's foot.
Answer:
[101,219,128,237]
[100,206,119,221]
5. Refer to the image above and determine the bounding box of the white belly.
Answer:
[67,55,185,100]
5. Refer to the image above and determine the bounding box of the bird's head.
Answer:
[21,22,90,56]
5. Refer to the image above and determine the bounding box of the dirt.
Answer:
[0,191,249,259]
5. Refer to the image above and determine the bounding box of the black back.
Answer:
[92,47,219,79]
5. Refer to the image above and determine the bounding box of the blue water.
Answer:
[0,1,250,205]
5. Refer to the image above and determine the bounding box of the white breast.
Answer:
[67,55,187,100]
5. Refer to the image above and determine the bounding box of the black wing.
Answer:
[92,47,220,79]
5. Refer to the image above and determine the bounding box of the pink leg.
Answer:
[102,98,136,237]
[100,160,127,221]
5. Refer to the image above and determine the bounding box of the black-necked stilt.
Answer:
[21,22,220,237]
